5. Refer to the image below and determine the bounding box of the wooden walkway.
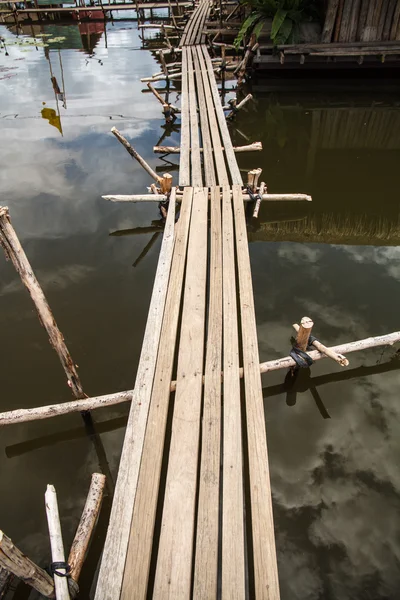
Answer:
[95,4,280,600]
[179,0,211,47]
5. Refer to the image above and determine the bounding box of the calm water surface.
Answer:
[1,15,400,600]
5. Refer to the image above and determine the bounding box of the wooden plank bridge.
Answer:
[96,2,280,599]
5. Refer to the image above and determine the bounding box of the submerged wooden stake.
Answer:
[68,474,106,584]
[0,531,54,598]
[0,207,85,400]
[111,127,161,183]
[45,485,70,600]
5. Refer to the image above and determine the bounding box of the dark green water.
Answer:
[1,15,400,600]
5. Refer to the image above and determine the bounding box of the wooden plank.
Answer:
[362,0,377,40]
[186,2,202,46]
[153,187,208,598]
[195,46,229,185]
[231,184,280,600]
[338,0,353,41]
[321,0,341,43]
[180,0,204,47]
[187,48,203,186]
[221,185,246,599]
[201,46,243,185]
[348,0,361,42]
[357,0,370,39]
[193,186,222,599]
[94,192,177,600]
[121,188,194,600]
[192,48,216,186]
[390,0,400,39]
[179,48,191,187]
[377,0,391,39]
[196,1,210,45]
[382,0,397,40]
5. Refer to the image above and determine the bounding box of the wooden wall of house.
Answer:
[322,0,400,43]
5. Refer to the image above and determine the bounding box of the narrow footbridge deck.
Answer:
[95,3,281,599]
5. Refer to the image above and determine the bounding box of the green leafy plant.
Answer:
[235,0,319,48]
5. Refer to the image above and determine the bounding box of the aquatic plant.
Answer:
[235,0,320,47]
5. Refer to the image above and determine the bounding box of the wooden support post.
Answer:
[293,323,349,366]
[0,207,85,400]
[252,181,266,218]
[68,474,106,584]
[159,173,173,194]
[295,316,314,351]
[158,49,169,76]
[111,127,161,184]
[0,531,54,598]
[161,25,173,50]
[252,167,262,191]
[236,35,259,83]
[247,169,256,190]
[45,485,70,600]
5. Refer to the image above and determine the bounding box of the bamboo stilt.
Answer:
[0,207,85,400]
[160,173,173,194]
[68,474,106,584]
[295,316,314,351]
[0,531,54,598]
[252,181,266,218]
[45,485,70,600]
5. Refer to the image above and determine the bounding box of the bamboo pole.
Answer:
[293,323,349,366]
[111,127,161,183]
[45,485,70,600]
[0,207,85,400]
[102,192,312,202]
[68,474,106,584]
[153,142,262,153]
[1,331,399,426]
[0,531,54,598]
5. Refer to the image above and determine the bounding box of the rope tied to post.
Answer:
[290,335,318,368]
[246,186,262,203]
[50,561,71,578]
